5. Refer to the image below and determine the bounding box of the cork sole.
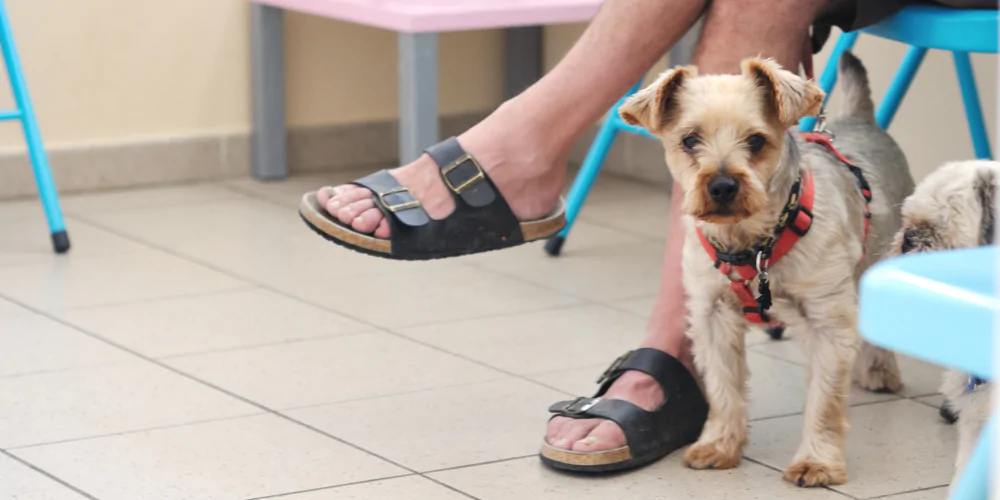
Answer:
[299,192,566,261]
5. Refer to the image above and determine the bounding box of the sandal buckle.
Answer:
[596,351,631,385]
[378,187,421,213]
[562,397,600,415]
[441,154,485,194]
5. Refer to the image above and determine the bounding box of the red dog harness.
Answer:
[695,132,872,325]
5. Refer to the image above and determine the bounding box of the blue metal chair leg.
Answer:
[546,81,643,257]
[800,32,859,132]
[875,46,928,129]
[0,0,69,253]
[952,51,992,160]
[949,416,993,500]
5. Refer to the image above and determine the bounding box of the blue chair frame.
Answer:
[0,0,69,253]
[546,5,997,257]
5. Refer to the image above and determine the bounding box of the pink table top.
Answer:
[253,0,602,32]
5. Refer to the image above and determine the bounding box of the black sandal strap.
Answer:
[352,169,430,227]
[548,398,665,457]
[425,137,498,208]
[595,348,699,400]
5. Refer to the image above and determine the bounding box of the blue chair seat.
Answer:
[863,5,997,53]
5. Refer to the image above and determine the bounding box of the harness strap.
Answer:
[800,132,872,245]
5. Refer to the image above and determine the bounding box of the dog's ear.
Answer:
[741,57,824,127]
[974,168,996,245]
[619,66,697,132]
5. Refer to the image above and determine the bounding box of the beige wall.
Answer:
[0,0,503,149]
[0,2,994,181]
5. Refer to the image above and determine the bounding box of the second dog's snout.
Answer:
[708,175,739,203]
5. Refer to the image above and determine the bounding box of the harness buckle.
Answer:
[813,105,834,140]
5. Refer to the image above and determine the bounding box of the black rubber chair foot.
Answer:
[765,326,785,340]
[51,230,71,254]
[545,235,565,257]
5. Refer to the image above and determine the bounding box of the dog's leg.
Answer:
[784,300,857,487]
[854,340,903,393]
[682,301,748,470]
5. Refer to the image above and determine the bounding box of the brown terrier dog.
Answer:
[620,53,914,487]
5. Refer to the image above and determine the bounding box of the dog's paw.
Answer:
[858,363,903,393]
[783,460,846,487]
[682,441,742,470]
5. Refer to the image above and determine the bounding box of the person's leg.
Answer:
[315,0,707,238]
[546,0,840,454]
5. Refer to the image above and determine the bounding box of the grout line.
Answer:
[242,473,417,500]
[867,485,948,499]
[0,449,101,500]
[7,412,267,451]
[421,454,537,475]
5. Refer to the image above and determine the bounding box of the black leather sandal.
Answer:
[299,137,566,261]
[540,348,708,473]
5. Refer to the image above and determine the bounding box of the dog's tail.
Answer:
[837,51,876,121]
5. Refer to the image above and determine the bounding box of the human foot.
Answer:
[314,101,567,240]
[541,348,707,473]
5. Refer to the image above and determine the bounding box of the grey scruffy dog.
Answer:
[619,51,915,486]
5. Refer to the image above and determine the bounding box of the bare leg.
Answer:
[316,0,707,238]
[547,0,838,454]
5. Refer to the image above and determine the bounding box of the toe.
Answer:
[325,186,369,216]
[352,207,384,233]
[316,186,337,205]
[374,218,391,239]
[336,198,375,225]
[571,420,627,452]
[547,417,601,451]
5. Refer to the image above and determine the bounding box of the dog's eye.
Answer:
[681,135,699,152]
[746,134,767,153]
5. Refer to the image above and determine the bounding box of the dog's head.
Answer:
[893,160,1000,255]
[619,57,823,224]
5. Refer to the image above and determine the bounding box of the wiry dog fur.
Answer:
[889,159,999,493]
[620,52,915,487]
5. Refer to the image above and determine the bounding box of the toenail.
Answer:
[354,215,364,225]
[323,186,337,196]
[552,439,568,448]
[329,200,341,210]
[580,436,598,447]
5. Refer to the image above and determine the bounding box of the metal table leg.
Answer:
[398,32,439,164]
[251,4,287,180]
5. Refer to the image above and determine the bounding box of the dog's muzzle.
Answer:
[708,175,739,204]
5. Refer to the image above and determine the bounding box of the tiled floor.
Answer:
[0,170,954,500]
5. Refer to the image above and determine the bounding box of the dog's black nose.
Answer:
[708,175,739,203]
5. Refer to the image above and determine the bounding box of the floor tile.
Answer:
[751,339,944,398]
[527,364,607,397]
[0,200,49,223]
[430,455,845,500]
[286,265,583,329]
[57,288,370,358]
[13,414,405,500]
[166,332,505,409]
[561,170,667,207]
[275,476,468,500]
[916,394,947,411]
[0,313,133,377]
[879,487,947,500]
[0,453,87,500]
[289,378,563,471]
[63,183,247,215]
[0,361,258,448]
[0,251,252,312]
[463,220,647,268]
[606,295,656,318]
[745,399,956,499]
[474,241,666,302]
[0,218,149,268]
[397,305,647,375]
[0,296,30,318]
[577,195,672,240]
